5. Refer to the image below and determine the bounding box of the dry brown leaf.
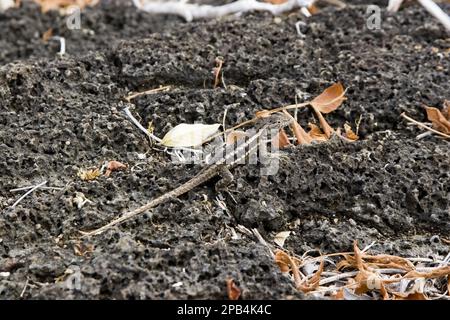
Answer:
[352,241,389,299]
[308,123,328,141]
[42,28,53,42]
[274,250,303,289]
[34,0,98,13]
[310,82,346,114]
[425,106,450,134]
[226,279,241,300]
[448,276,450,296]
[363,254,415,271]
[281,110,312,144]
[273,129,291,149]
[336,256,354,271]
[104,161,127,177]
[310,106,334,138]
[333,288,345,300]
[307,4,320,14]
[394,292,427,300]
[297,259,324,293]
[77,168,101,181]
[213,57,224,89]
[344,123,359,141]
[404,265,450,280]
[275,250,292,273]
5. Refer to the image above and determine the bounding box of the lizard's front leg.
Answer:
[215,165,234,192]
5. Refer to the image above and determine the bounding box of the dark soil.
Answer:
[0,0,449,299]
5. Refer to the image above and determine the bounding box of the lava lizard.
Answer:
[80,113,292,237]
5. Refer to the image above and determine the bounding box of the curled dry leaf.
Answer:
[404,265,450,280]
[161,123,221,147]
[344,123,359,141]
[105,160,127,177]
[77,168,101,181]
[310,106,334,138]
[310,82,346,114]
[273,129,291,149]
[308,123,328,141]
[34,0,99,13]
[282,110,312,144]
[350,241,389,299]
[363,254,415,271]
[297,259,324,293]
[448,276,450,297]
[425,105,450,134]
[226,279,241,300]
[274,250,302,289]
[213,56,224,89]
[393,292,427,300]
[275,250,292,273]
[273,231,291,248]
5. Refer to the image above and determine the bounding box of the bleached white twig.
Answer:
[0,0,14,12]
[417,0,450,32]
[133,0,313,22]
[123,107,163,143]
[387,0,404,12]
[10,185,63,192]
[50,36,66,56]
[10,181,47,209]
[123,107,202,154]
[388,0,450,32]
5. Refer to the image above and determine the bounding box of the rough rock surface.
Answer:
[0,0,448,299]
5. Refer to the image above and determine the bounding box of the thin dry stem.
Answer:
[401,112,450,139]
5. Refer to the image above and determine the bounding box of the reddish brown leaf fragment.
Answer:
[226,279,241,300]
[105,161,127,177]
[310,83,346,114]
[425,106,450,134]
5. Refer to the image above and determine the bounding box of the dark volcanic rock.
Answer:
[0,0,448,299]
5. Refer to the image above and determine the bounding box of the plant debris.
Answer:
[425,103,450,135]
[274,241,450,300]
[213,56,224,89]
[161,123,221,147]
[104,161,128,177]
[77,168,101,181]
[226,278,241,300]
[273,231,291,248]
[401,100,450,139]
[33,0,99,13]
[73,242,94,257]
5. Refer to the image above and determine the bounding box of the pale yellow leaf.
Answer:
[274,231,291,248]
[161,123,221,147]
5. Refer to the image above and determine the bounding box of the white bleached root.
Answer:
[133,0,314,22]
[0,0,14,12]
[388,0,450,32]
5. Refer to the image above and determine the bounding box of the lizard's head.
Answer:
[261,112,294,130]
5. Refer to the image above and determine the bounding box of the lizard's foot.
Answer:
[215,166,234,192]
